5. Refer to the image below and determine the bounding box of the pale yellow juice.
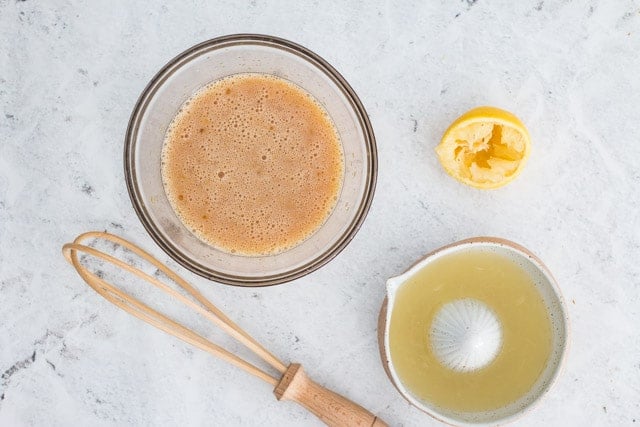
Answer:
[388,249,552,412]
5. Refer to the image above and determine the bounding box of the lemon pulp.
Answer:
[435,106,531,189]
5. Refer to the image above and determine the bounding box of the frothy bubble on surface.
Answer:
[161,73,344,256]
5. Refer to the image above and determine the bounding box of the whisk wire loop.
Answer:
[62,231,286,385]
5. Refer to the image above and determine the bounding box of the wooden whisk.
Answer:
[62,231,386,427]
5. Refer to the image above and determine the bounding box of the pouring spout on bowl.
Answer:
[385,275,405,299]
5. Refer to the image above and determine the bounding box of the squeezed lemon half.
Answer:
[435,106,531,189]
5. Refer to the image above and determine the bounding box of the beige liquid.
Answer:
[389,249,552,413]
[161,73,344,256]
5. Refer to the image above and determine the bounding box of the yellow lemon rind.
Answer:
[436,106,531,190]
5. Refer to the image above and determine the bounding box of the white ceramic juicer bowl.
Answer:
[378,237,569,426]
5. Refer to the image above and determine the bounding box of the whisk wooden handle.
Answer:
[275,364,388,427]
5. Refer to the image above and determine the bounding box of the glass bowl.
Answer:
[124,34,377,286]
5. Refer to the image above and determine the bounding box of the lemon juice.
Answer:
[388,248,552,413]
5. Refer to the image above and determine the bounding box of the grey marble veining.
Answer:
[1,0,639,425]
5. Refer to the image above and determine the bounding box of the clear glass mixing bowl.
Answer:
[124,34,377,286]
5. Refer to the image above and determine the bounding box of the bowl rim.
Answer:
[377,237,570,426]
[124,34,377,287]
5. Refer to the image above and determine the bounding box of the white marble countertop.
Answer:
[1,1,639,426]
